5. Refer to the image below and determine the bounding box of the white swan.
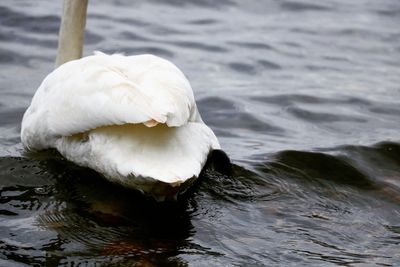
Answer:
[20,0,224,199]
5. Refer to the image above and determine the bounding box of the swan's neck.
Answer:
[55,0,88,67]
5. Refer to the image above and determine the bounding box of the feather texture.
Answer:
[21,53,220,197]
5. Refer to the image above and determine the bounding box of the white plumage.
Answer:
[21,52,220,198]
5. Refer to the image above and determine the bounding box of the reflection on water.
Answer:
[1,145,399,265]
[1,0,400,265]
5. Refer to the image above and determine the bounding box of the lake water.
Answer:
[1,0,400,266]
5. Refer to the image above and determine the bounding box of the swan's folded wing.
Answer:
[21,53,196,149]
[55,122,220,186]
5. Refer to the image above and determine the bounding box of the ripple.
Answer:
[187,18,220,25]
[257,59,282,70]
[119,31,151,42]
[198,165,276,203]
[322,55,352,63]
[368,106,400,116]
[258,142,400,205]
[272,150,375,189]
[375,8,400,17]
[198,96,285,133]
[149,0,236,9]
[85,31,104,45]
[228,62,257,74]
[0,48,47,65]
[0,48,30,65]
[149,25,186,36]
[228,41,274,51]
[250,94,371,106]
[280,1,333,12]
[0,30,57,48]
[0,209,18,216]
[304,64,341,72]
[385,225,400,235]
[287,106,367,123]
[0,157,53,187]
[169,40,227,52]
[0,6,59,34]
[90,14,150,27]
[0,108,25,126]
[198,96,235,110]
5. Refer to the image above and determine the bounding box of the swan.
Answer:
[21,0,227,200]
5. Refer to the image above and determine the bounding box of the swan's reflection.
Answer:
[2,151,198,265]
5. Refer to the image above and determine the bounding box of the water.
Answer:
[1,0,400,265]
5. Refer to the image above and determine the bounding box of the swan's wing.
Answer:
[21,53,197,150]
[55,122,220,187]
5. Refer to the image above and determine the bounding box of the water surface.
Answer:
[0,0,400,266]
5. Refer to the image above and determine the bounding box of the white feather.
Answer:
[21,53,220,197]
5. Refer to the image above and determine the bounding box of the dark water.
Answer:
[1,0,400,266]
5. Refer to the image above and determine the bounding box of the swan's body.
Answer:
[21,52,220,198]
